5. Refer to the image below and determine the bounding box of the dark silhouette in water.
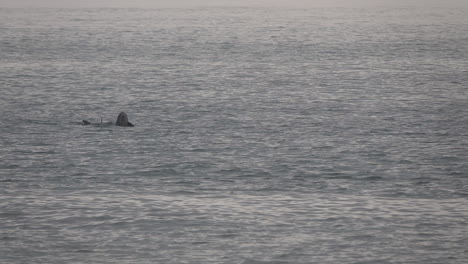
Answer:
[82,112,134,127]
[116,112,134,127]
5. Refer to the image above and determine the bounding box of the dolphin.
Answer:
[82,112,134,127]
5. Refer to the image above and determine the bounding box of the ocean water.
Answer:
[1,6,468,264]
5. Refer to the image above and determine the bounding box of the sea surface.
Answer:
[1,6,468,264]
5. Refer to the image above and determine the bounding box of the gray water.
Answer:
[1,6,468,264]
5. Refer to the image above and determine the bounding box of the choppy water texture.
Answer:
[1,6,468,264]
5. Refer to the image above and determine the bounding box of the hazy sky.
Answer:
[1,0,468,8]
